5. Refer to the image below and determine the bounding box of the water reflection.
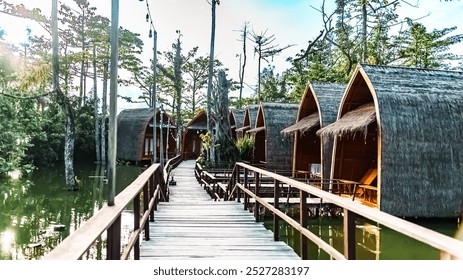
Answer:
[0,163,143,260]
[264,206,461,260]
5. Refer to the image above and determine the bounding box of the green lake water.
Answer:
[1,163,461,260]
[264,206,461,260]
[0,162,143,260]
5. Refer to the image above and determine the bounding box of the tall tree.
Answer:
[52,0,77,190]
[237,21,249,108]
[158,31,197,152]
[206,0,219,164]
[183,56,209,117]
[214,70,238,166]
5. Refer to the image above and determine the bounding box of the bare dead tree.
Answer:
[248,29,293,101]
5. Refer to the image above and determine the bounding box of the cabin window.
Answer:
[192,139,196,153]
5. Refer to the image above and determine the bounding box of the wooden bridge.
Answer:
[139,160,299,259]
[44,156,463,260]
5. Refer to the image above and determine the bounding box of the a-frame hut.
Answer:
[282,83,344,184]
[117,108,177,163]
[182,110,211,160]
[247,102,299,170]
[235,105,259,138]
[318,64,463,218]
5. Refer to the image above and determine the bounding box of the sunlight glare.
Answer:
[7,170,21,180]
[0,230,15,255]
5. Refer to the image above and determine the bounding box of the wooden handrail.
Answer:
[234,162,463,260]
[43,156,183,260]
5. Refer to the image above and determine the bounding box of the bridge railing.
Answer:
[44,155,182,260]
[228,162,463,260]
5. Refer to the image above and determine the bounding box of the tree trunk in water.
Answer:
[79,8,86,107]
[101,59,108,165]
[52,0,76,190]
[93,43,101,163]
[214,70,238,167]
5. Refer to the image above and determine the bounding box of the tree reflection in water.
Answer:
[0,163,142,260]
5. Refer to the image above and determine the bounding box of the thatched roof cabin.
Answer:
[182,110,210,160]
[117,108,177,163]
[282,83,344,184]
[236,105,259,138]
[318,64,463,218]
[248,102,299,170]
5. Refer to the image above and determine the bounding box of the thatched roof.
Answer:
[231,109,245,128]
[257,102,299,170]
[185,110,209,131]
[281,112,319,136]
[317,102,376,138]
[343,64,463,217]
[311,83,346,127]
[117,107,173,161]
[244,105,259,127]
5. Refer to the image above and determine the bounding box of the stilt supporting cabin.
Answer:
[117,108,177,163]
[318,64,463,218]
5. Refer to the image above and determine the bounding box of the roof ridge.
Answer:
[360,63,463,75]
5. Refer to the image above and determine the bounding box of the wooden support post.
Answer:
[106,215,121,260]
[343,208,356,260]
[235,165,241,202]
[133,193,140,260]
[143,182,150,241]
[273,179,280,241]
[150,173,155,221]
[254,171,261,222]
[244,169,248,210]
[300,190,308,260]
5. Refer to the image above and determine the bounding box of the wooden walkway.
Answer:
[140,160,300,260]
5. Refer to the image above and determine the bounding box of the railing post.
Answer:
[254,171,260,222]
[273,179,280,241]
[236,165,241,202]
[300,190,308,260]
[244,169,249,211]
[144,182,150,241]
[106,215,121,260]
[150,172,155,221]
[343,209,357,260]
[133,193,140,260]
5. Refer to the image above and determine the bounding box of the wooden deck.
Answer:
[140,160,300,260]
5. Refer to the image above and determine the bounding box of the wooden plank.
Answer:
[140,160,300,260]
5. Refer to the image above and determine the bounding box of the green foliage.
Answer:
[235,134,254,162]
[396,22,463,69]
[26,103,64,166]
[259,65,289,102]
[0,95,28,177]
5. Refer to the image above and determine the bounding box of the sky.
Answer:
[1,0,463,112]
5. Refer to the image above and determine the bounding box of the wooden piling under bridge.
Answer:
[140,160,300,260]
